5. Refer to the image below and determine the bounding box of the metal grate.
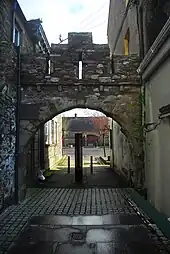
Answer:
[71,232,86,241]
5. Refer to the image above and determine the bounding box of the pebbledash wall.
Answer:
[0,0,34,209]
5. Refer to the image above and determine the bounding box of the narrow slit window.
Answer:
[48,59,51,75]
[79,61,82,79]
[78,52,83,79]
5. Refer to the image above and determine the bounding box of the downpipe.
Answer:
[14,46,21,205]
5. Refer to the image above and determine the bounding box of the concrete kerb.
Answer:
[125,188,170,239]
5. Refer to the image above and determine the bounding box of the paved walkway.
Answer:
[0,167,170,253]
[0,187,170,253]
[30,166,127,188]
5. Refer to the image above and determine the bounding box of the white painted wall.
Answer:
[110,119,135,181]
[145,56,170,216]
[45,115,62,170]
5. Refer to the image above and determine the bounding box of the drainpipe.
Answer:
[136,3,146,192]
[14,46,21,204]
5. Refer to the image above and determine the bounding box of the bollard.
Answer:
[68,156,70,174]
[75,133,83,183]
[90,156,93,174]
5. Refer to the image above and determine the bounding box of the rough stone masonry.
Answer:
[18,32,143,200]
[0,32,143,204]
[0,42,17,209]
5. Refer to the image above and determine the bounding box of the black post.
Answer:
[68,156,70,174]
[75,133,83,183]
[90,156,93,174]
[14,46,21,204]
[30,136,35,180]
[103,133,106,157]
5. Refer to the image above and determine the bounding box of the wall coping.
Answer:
[137,17,170,79]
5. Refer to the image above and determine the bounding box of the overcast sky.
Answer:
[18,0,109,116]
[18,0,109,44]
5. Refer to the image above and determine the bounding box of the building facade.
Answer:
[107,0,140,56]
[110,120,135,184]
[26,116,62,183]
[44,116,62,170]
[107,0,141,189]
[108,0,170,216]
[62,116,110,147]
[0,0,61,211]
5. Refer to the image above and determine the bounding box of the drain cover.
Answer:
[71,232,85,241]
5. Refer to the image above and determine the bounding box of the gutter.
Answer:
[137,17,170,74]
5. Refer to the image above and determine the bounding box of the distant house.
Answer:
[62,115,110,147]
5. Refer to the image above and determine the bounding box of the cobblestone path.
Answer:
[0,188,170,253]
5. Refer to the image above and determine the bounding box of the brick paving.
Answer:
[0,188,170,253]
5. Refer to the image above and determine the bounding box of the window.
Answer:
[44,123,48,144]
[78,52,83,79]
[13,20,22,46]
[55,122,58,143]
[51,120,55,144]
[124,28,130,56]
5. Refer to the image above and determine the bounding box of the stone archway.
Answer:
[17,87,143,202]
[20,91,142,154]
[10,32,143,202]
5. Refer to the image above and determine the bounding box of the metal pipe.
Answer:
[14,46,21,204]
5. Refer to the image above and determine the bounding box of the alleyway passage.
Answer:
[30,166,127,188]
[0,168,170,253]
[0,188,169,253]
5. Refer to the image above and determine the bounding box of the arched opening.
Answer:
[20,106,140,196]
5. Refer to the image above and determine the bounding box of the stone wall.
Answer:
[0,1,12,42]
[15,5,34,53]
[17,33,143,201]
[0,1,34,53]
[19,53,143,188]
[0,42,16,210]
[0,94,16,210]
[0,1,48,209]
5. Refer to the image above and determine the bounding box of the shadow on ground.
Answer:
[28,166,128,189]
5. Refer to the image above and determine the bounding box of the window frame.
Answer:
[13,19,22,47]
[124,28,130,56]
